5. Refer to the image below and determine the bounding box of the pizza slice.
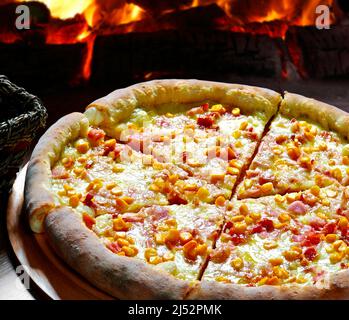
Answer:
[50,125,234,220]
[237,93,349,199]
[202,185,349,286]
[90,204,224,281]
[111,101,275,202]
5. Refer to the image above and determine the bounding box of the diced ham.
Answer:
[288,201,307,215]
[121,212,145,223]
[147,206,170,221]
[52,166,69,179]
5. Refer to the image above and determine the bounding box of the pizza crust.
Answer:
[85,79,281,137]
[187,278,349,300]
[281,92,349,140]
[25,112,89,233]
[45,207,191,300]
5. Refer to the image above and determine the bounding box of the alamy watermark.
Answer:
[13,4,332,31]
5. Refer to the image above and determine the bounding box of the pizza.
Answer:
[24,80,349,300]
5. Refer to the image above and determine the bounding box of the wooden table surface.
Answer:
[0,79,348,300]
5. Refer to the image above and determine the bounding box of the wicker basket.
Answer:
[0,76,47,192]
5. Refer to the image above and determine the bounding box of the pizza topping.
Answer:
[82,213,95,230]
[288,201,307,215]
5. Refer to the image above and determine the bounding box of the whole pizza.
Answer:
[25,80,349,299]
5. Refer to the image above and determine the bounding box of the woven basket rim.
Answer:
[0,75,47,135]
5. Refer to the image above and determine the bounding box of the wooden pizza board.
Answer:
[6,165,114,300]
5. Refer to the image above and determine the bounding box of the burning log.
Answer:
[286,25,349,78]
[91,29,282,85]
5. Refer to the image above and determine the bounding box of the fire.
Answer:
[5,0,338,81]
[21,0,94,20]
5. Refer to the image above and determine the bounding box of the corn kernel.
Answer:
[115,198,129,212]
[75,139,89,154]
[232,130,241,139]
[210,174,225,184]
[232,108,240,116]
[69,194,80,208]
[283,249,301,261]
[113,217,131,231]
[231,257,244,271]
[215,195,226,207]
[234,221,247,234]
[196,244,208,256]
[239,203,250,215]
[264,241,278,250]
[244,179,253,189]
[165,229,180,243]
[261,182,274,194]
[117,238,129,247]
[273,266,289,279]
[338,217,349,228]
[278,213,291,223]
[244,216,254,225]
[149,256,163,265]
[179,231,193,245]
[111,186,123,196]
[331,168,343,181]
[269,257,283,266]
[249,212,261,221]
[342,144,349,157]
[239,121,248,130]
[184,184,198,192]
[231,215,245,222]
[275,194,285,203]
[122,245,138,257]
[104,139,116,149]
[329,252,343,264]
[227,167,240,176]
[310,185,320,196]
[155,233,165,245]
[112,165,124,173]
[287,146,301,160]
[210,104,226,113]
[325,234,338,243]
[163,252,175,261]
[342,156,349,165]
[183,240,198,261]
[197,187,209,201]
[144,248,157,260]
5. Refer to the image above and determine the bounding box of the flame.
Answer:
[20,0,94,20]
[6,0,338,81]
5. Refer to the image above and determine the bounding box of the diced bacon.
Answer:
[107,242,121,254]
[51,166,69,179]
[197,114,215,128]
[88,128,105,144]
[304,247,317,261]
[322,222,337,235]
[260,219,274,232]
[288,201,307,215]
[309,217,326,231]
[83,193,95,207]
[301,232,321,247]
[82,213,95,230]
[85,159,94,169]
[168,190,188,205]
[230,234,246,245]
